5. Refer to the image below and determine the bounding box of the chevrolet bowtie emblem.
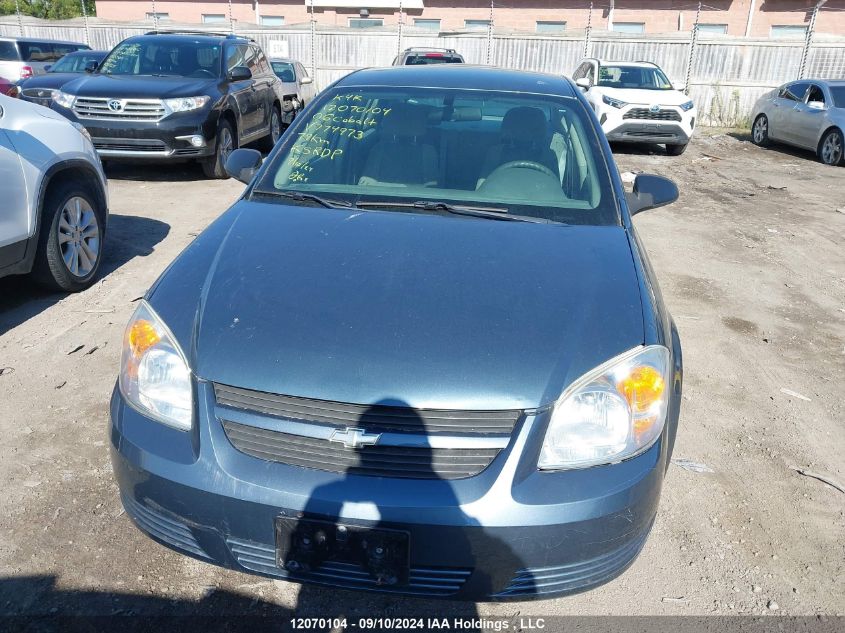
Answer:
[329,427,381,449]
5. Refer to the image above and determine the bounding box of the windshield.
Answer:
[49,52,103,73]
[598,65,673,90]
[271,61,296,82]
[254,87,617,225]
[98,39,221,77]
[831,86,845,109]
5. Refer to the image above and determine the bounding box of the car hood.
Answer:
[151,202,644,411]
[20,73,84,91]
[599,86,691,107]
[61,74,217,98]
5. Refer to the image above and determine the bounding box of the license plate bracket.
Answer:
[275,516,410,587]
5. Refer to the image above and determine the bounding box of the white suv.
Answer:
[0,94,108,291]
[572,59,696,155]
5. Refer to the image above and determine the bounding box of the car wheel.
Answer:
[666,143,688,156]
[202,118,236,179]
[259,105,282,152]
[752,114,770,147]
[818,128,844,167]
[32,181,105,292]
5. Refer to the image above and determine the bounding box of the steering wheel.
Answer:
[190,69,215,78]
[487,160,556,180]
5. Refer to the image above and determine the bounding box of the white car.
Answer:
[572,59,697,156]
[0,94,108,291]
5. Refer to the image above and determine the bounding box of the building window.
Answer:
[414,19,441,31]
[771,25,807,39]
[696,23,728,34]
[536,21,566,33]
[612,22,645,33]
[202,14,227,24]
[261,16,285,26]
[145,12,169,20]
[349,18,384,28]
[465,19,491,31]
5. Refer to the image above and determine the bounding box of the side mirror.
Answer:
[807,100,825,110]
[626,174,679,216]
[575,77,591,91]
[227,66,252,82]
[84,60,98,73]
[300,76,313,85]
[225,148,263,184]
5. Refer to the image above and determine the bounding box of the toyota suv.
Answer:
[50,31,285,178]
[572,59,696,156]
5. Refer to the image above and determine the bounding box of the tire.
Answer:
[259,104,282,153]
[818,128,844,167]
[752,114,770,147]
[666,143,688,156]
[201,118,236,179]
[31,180,105,292]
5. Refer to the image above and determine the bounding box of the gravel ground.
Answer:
[0,131,843,623]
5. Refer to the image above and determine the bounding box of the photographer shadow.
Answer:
[288,401,529,628]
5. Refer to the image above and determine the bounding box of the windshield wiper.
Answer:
[355,200,550,224]
[256,190,353,209]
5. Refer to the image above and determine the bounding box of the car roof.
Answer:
[0,36,89,46]
[336,65,577,97]
[126,32,252,45]
[585,59,659,68]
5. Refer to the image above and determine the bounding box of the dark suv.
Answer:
[50,32,285,178]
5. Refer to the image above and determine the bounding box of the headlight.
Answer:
[539,345,671,470]
[52,90,75,109]
[119,301,193,430]
[164,96,210,113]
[680,100,695,112]
[70,122,91,143]
[602,94,627,109]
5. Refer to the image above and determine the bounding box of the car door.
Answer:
[0,107,29,268]
[787,83,829,150]
[771,82,809,144]
[249,46,276,135]
[297,62,315,103]
[225,44,261,138]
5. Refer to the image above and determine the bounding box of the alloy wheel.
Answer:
[271,110,281,144]
[58,196,99,278]
[822,131,842,165]
[753,117,767,144]
[219,127,234,164]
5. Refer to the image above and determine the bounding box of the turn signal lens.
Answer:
[128,319,160,360]
[539,346,672,470]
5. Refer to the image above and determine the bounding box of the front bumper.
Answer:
[110,381,676,601]
[600,104,696,145]
[52,103,217,160]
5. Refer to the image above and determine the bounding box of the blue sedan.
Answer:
[111,65,683,600]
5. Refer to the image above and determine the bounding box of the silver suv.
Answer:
[0,36,91,82]
[0,95,108,291]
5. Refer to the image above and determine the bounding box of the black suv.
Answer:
[51,31,285,178]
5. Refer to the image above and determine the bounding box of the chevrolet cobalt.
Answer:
[111,65,683,600]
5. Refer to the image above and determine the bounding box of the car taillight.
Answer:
[20,66,33,80]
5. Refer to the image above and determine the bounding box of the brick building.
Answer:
[94,1,845,37]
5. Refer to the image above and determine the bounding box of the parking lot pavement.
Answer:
[0,134,843,619]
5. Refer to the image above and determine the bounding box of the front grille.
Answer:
[21,88,54,99]
[623,108,682,122]
[228,537,472,596]
[623,131,676,138]
[73,96,166,121]
[214,383,520,435]
[93,139,167,153]
[121,494,210,560]
[222,420,501,479]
